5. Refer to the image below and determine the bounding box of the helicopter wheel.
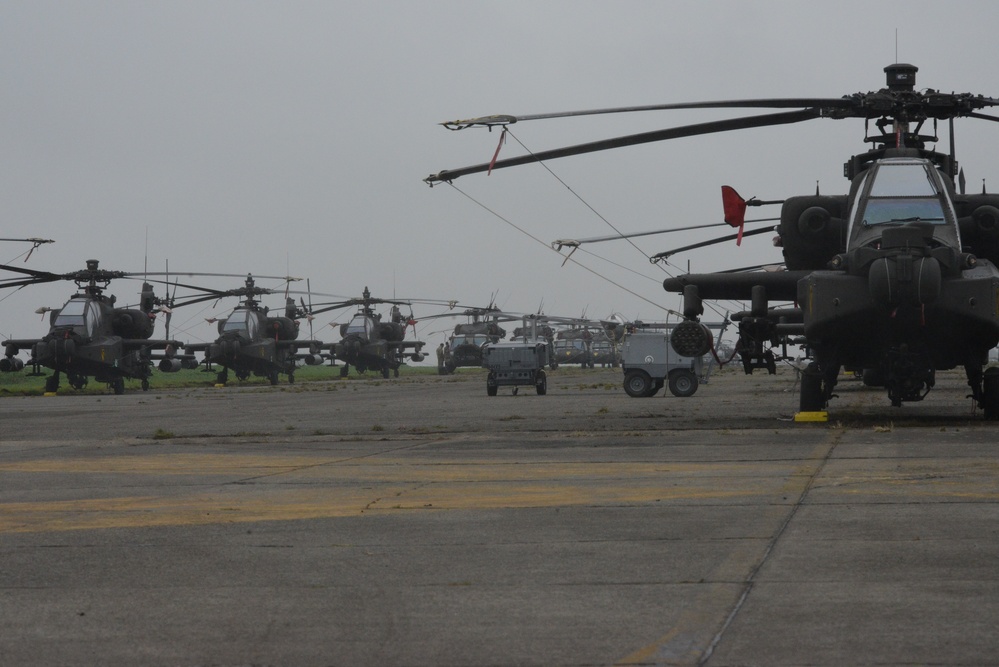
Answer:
[981,368,999,420]
[269,370,279,386]
[340,366,349,378]
[394,368,399,378]
[288,372,295,384]
[216,370,228,385]
[44,374,60,394]
[68,373,88,391]
[799,363,825,412]
[141,378,150,392]
[111,378,125,395]
[536,370,547,396]
[486,373,497,397]
[382,367,390,379]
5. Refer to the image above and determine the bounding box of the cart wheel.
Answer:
[624,369,652,398]
[668,369,698,397]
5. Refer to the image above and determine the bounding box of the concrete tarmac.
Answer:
[1,366,998,666]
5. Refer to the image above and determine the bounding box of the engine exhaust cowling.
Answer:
[0,356,24,372]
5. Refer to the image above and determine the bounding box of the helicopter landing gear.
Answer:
[340,365,349,378]
[288,372,295,384]
[382,367,390,379]
[269,370,279,386]
[394,368,400,378]
[799,363,825,413]
[216,369,229,385]
[981,368,999,421]
[44,373,60,394]
[535,370,547,395]
[111,377,125,395]
[486,372,497,396]
[141,378,150,391]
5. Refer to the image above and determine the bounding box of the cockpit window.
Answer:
[346,315,370,337]
[222,309,250,333]
[860,161,947,227]
[868,163,938,197]
[861,198,946,226]
[451,334,488,349]
[53,299,87,328]
[52,298,102,337]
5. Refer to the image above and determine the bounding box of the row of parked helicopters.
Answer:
[425,63,999,420]
[0,260,434,393]
[0,255,628,394]
[430,305,623,374]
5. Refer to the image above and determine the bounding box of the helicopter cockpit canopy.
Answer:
[452,333,489,349]
[554,339,588,352]
[345,314,374,339]
[220,308,258,339]
[848,158,960,250]
[52,297,102,337]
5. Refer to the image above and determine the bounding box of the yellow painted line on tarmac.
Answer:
[0,453,810,534]
[8,447,992,543]
[0,487,407,534]
[0,454,781,478]
[0,453,329,475]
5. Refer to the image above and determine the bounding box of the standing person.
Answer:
[436,342,445,374]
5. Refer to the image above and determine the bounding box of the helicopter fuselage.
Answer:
[189,306,322,385]
[668,152,999,410]
[2,291,181,392]
[798,155,999,404]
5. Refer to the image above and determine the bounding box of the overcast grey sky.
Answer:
[3,0,999,347]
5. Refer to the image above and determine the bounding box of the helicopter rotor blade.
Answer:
[968,111,999,123]
[440,97,855,130]
[0,262,64,281]
[426,108,823,183]
[649,225,775,262]
[552,217,779,249]
[306,279,314,339]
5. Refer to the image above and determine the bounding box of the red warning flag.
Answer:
[721,185,748,245]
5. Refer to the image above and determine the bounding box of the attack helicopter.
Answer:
[551,321,623,369]
[310,287,426,378]
[0,260,186,394]
[428,305,508,374]
[167,274,324,386]
[426,63,999,419]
